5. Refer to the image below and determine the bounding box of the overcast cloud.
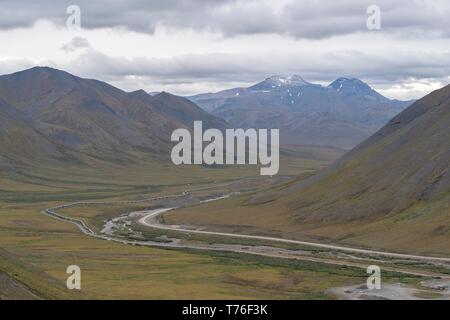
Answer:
[0,0,449,99]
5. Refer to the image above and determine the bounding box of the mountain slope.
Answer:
[0,98,65,169]
[188,76,412,149]
[0,67,226,166]
[284,83,450,222]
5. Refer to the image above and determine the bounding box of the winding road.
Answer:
[41,183,450,279]
[138,206,450,263]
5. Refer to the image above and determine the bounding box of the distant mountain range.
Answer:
[0,67,226,169]
[188,75,413,149]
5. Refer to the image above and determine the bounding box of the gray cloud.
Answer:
[0,0,449,39]
[0,0,233,33]
[280,0,450,39]
[61,37,90,52]
[1,46,448,98]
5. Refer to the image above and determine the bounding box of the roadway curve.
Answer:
[138,207,450,263]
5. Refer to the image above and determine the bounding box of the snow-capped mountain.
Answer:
[328,78,384,98]
[188,76,413,149]
[249,75,312,90]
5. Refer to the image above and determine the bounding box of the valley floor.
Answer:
[165,185,450,256]
[1,145,448,299]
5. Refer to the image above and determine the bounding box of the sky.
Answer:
[0,0,449,100]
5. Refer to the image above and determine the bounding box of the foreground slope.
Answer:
[285,83,450,222]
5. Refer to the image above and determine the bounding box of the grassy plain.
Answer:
[3,145,403,300]
[166,188,450,256]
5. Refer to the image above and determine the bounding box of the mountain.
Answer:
[188,75,413,149]
[0,67,226,167]
[249,75,312,90]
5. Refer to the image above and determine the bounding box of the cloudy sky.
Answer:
[0,0,449,99]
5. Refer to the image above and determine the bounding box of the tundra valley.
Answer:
[0,0,449,302]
